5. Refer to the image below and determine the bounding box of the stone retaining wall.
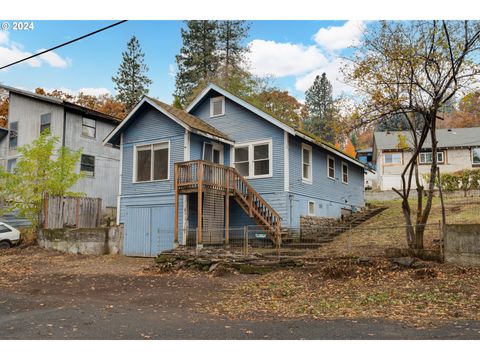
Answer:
[38,225,123,255]
[444,224,480,266]
[300,215,343,240]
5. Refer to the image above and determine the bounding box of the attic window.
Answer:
[210,96,225,117]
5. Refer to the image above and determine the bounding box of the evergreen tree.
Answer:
[217,20,250,78]
[112,36,152,112]
[175,21,219,105]
[304,73,336,143]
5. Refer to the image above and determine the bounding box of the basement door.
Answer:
[124,205,175,257]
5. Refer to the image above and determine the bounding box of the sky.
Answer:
[0,20,364,103]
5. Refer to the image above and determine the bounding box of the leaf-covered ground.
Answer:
[204,259,480,326]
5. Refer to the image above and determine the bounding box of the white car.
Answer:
[0,222,21,249]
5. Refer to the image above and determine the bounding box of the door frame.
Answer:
[202,141,224,164]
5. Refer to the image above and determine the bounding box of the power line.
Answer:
[0,20,128,70]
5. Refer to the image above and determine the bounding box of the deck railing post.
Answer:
[225,169,230,245]
[174,163,179,248]
[197,161,204,249]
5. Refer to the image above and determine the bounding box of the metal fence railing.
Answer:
[174,222,444,258]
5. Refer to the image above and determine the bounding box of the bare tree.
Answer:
[344,21,480,250]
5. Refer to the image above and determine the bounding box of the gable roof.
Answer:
[186,83,366,168]
[0,85,122,125]
[374,128,480,151]
[104,96,234,146]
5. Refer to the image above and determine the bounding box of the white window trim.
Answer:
[308,200,316,216]
[473,147,480,165]
[383,152,402,165]
[210,96,225,117]
[301,143,313,184]
[327,155,336,180]
[133,140,170,183]
[419,151,445,164]
[341,161,349,184]
[234,139,273,179]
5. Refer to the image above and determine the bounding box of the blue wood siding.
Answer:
[121,104,185,196]
[287,134,364,226]
[190,91,285,194]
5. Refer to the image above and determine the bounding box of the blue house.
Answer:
[105,84,365,256]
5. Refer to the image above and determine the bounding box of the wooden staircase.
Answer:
[174,160,282,246]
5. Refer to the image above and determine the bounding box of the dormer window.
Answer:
[210,96,225,117]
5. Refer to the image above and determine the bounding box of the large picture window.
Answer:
[234,140,272,178]
[135,142,169,182]
[302,143,312,183]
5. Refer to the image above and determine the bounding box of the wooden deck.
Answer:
[173,160,282,247]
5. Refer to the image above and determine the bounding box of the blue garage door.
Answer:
[124,205,175,257]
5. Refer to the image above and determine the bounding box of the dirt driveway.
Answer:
[1,246,480,340]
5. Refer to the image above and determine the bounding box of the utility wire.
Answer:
[0,20,128,70]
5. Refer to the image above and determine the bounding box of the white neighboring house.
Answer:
[372,128,480,191]
[0,86,121,209]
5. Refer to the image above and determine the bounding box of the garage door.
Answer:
[124,205,174,257]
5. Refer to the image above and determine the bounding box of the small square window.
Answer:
[80,154,95,177]
[210,97,225,117]
[308,201,315,216]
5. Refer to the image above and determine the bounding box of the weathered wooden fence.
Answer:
[43,195,102,229]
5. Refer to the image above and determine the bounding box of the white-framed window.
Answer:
[383,152,402,165]
[473,148,480,165]
[308,201,316,216]
[134,141,170,183]
[80,154,95,177]
[342,162,349,184]
[419,151,445,164]
[234,139,272,179]
[82,117,96,138]
[301,143,312,183]
[327,155,335,180]
[210,96,225,117]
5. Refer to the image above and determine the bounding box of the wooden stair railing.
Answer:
[175,160,282,245]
